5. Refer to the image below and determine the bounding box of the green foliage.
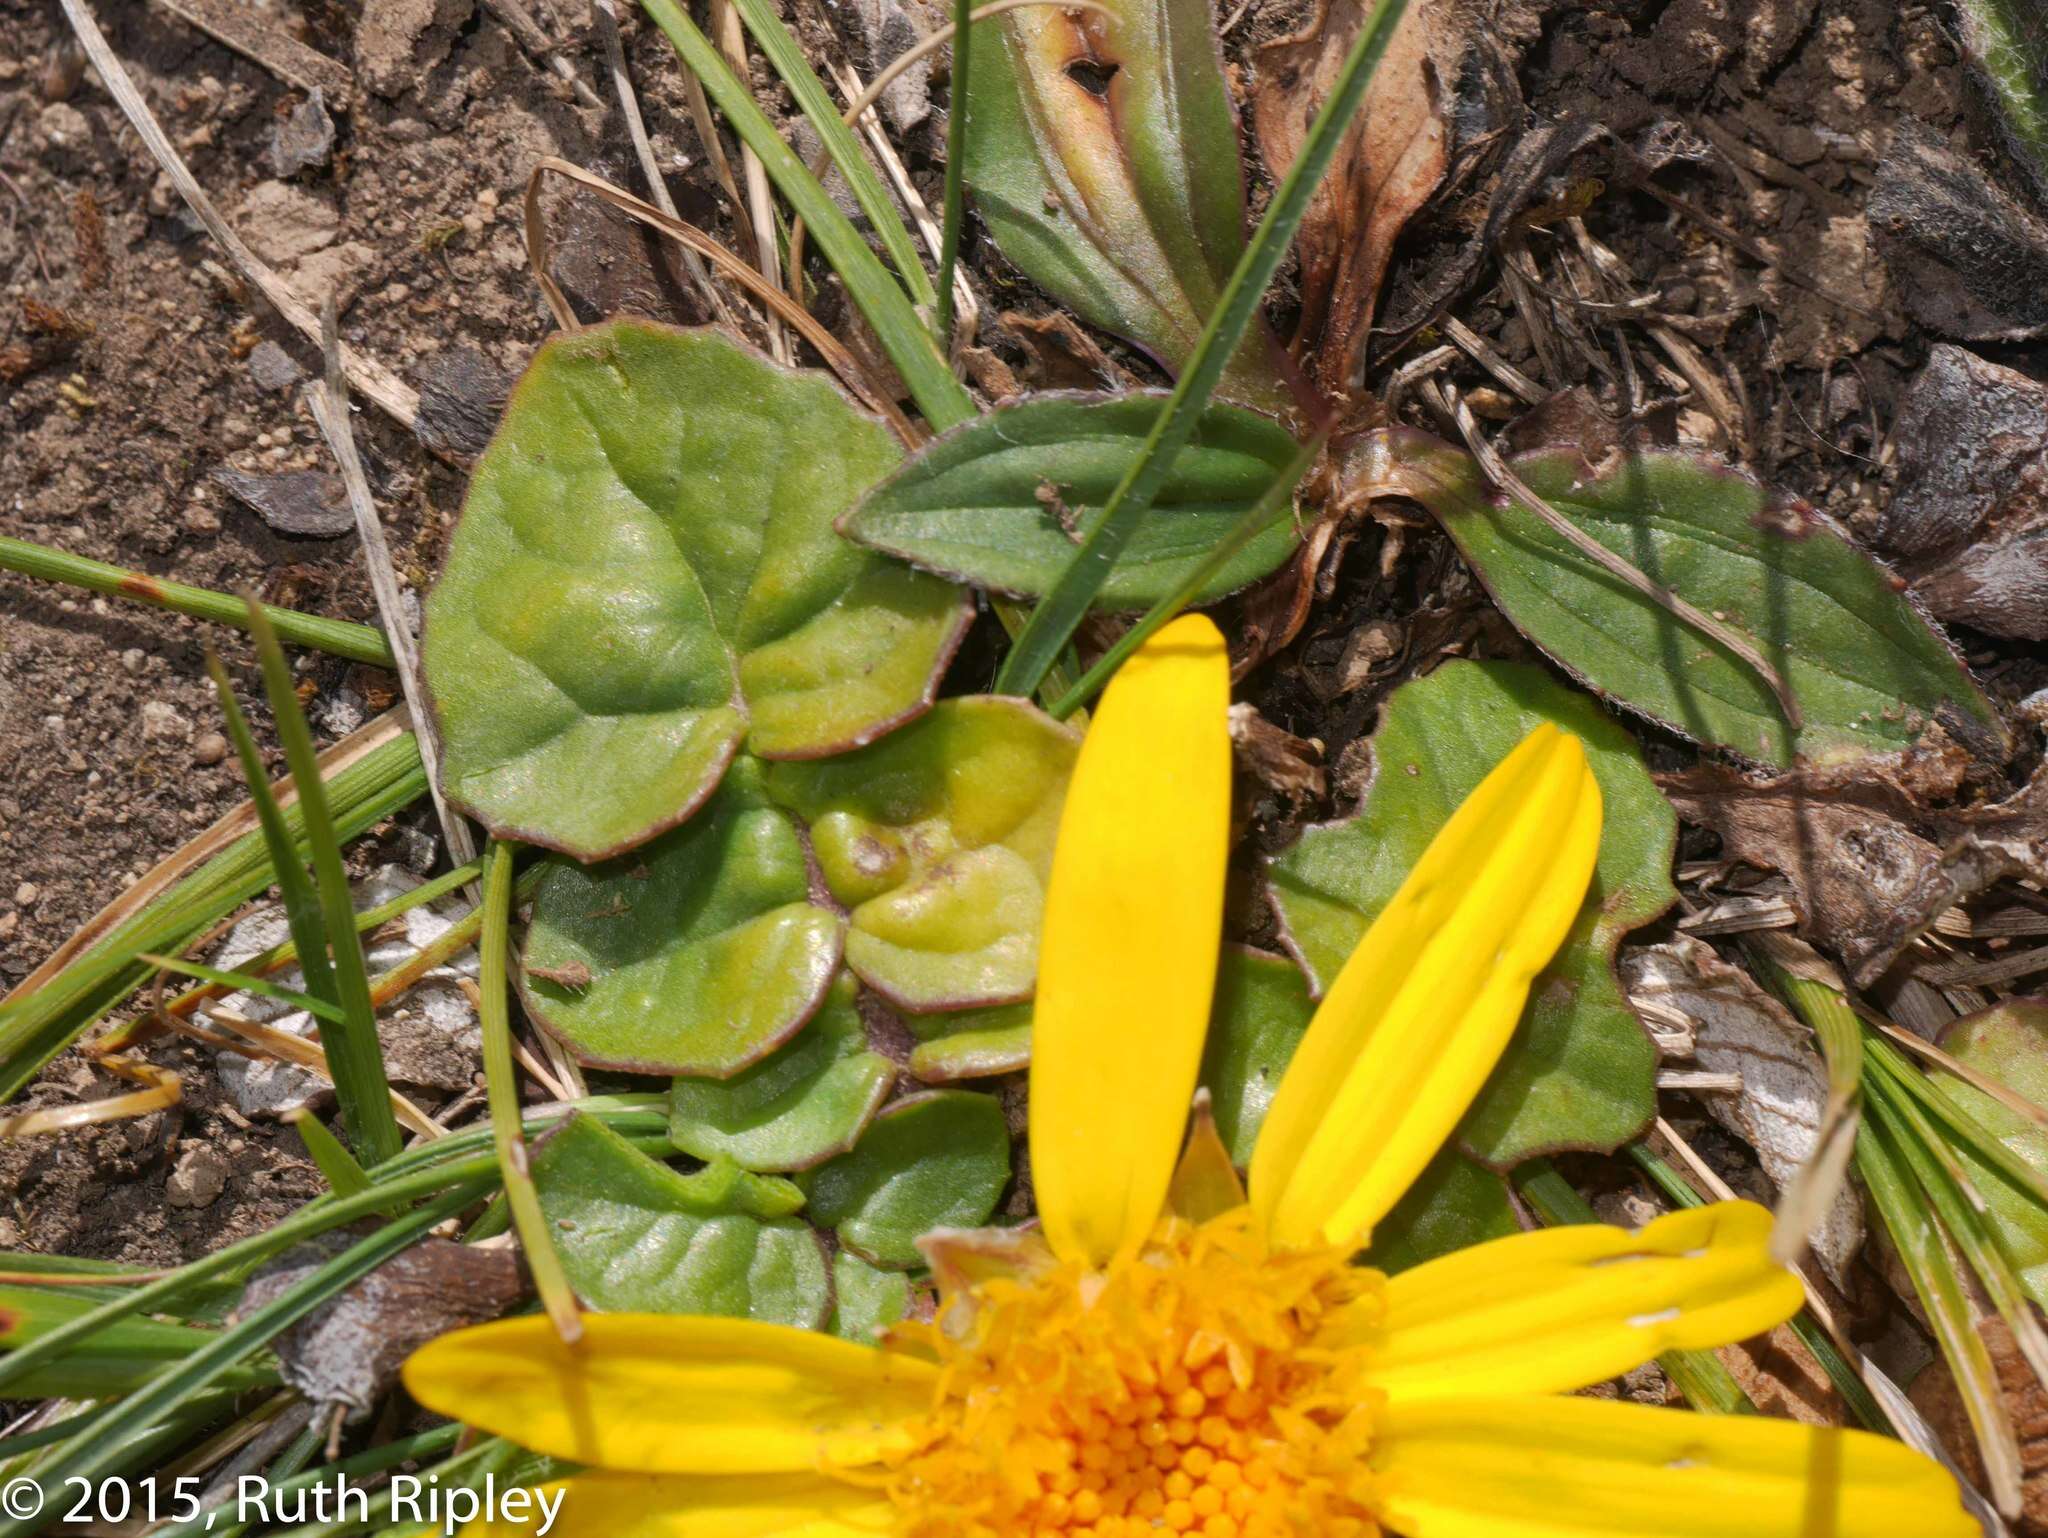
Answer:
[1934,1003,2048,1308]
[668,972,896,1171]
[828,1250,914,1344]
[905,999,1034,1083]
[799,1090,1012,1266]
[1364,1149,1520,1276]
[423,321,968,861]
[1199,946,1314,1166]
[531,1115,829,1327]
[992,0,1409,698]
[767,697,1079,1010]
[523,759,844,1075]
[842,393,1303,608]
[1268,660,1671,1167]
[963,0,1285,407]
[1385,433,2009,770]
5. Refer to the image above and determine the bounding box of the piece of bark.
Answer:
[1880,344,2048,642]
[1869,119,2048,342]
[243,1234,526,1419]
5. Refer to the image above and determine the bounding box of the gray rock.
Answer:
[247,340,306,394]
[270,88,336,177]
[210,466,354,538]
[166,1144,228,1208]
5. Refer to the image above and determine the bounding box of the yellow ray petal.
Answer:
[1030,612,1231,1268]
[1349,1201,1802,1400]
[457,1474,898,1538]
[402,1315,933,1474]
[1250,723,1600,1250]
[1373,1394,1978,1538]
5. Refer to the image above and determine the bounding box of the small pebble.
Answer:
[194,731,229,766]
[13,882,38,907]
[120,647,146,675]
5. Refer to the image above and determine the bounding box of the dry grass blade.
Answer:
[197,1005,442,1140]
[591,0,737,327]
[1747,932,1864,1272]
[309,298,475,871]
[0,1056,179,1139]
[712,0,792,363]
[521,157,916,443]
[782,0,1113,327]
[54,0,418,427]
[1423,377,1804,731]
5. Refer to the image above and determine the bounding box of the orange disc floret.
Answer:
[879,1208,1388,1537]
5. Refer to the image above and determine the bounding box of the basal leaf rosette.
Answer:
[423,320,971,861]
[407,617,1974,1538]
[1268,659,1675,1167]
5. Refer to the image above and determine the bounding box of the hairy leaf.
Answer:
[1364,1147,1520,1274]
[829,1250,914,1344]
[423,321,969,860]
[1383,431,2008,770]
[668,972,896,1171]
[522,758,843,1076]
[767,698,1080,1010]
[841,392,1303,607]
[1267,659,1669,1167]
[531,1114,828,1327]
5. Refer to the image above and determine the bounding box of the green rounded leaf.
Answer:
[522,758,844,1076]
[1267,659,1671,1168]
[828,1249,913,1343]
[798,1090,1012,1267]
[1364,1148,1521,1275]
[841,393,1302,608]
[668,972,896,1171]
[531,1114,829,1327]
[1385,431,2009,770]
[767,697,1080,1010]
[905,1000,1034,1083]
[1199,945,1315,1166]
[423,320,970,860]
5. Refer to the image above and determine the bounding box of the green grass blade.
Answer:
[244,601,401,1166]
[639,0,975,431]
[936,0,973,341]
[1858,1105,2024,1515]
[288,1109,373,1199]
[155,858,483,1023]
[137,954,346,1025]
[1047,434,1321,719]
[0,1099,666,1401]
[151,1426,464,1538]
[727,0,936,313]
[0,1184,481,1534]
[1513,1157,1754,1415]
[0,733,427,1101]
[0,535,394,667]
[992,0,1408,697]
[204,650,339,1007]
[479,841,583,1339]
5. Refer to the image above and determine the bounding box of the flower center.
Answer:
[882,1208,1387,1538]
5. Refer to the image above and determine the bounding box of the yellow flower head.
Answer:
[406,615,1976,1538]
